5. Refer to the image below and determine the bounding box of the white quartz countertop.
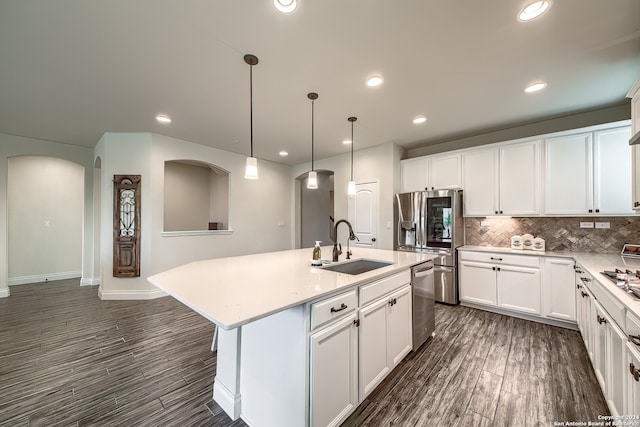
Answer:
[460,245,640,318]
[148,247,433,330]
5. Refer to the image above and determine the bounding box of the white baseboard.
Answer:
[0,288,9,298]
[98,286,167,300]
[80,277,101,286]
[8,271,82,286]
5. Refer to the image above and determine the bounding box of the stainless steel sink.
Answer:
[321,259,393,275]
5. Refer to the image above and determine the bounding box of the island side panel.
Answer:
[239,305,308,427]
[213,327,243,420]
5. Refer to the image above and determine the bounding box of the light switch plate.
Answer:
[580,222,594,229]
[595,222,610,229]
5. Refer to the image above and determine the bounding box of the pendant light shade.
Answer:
[347,116,357,195]
[307,92,319,190]
[244,54,259,180]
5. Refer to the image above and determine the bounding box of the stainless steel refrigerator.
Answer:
[395,189,463,304]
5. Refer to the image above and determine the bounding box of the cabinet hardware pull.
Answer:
[629,334,640,347]
[353,319,360,327]
[496,267,501,272]
[631,363,640,382]
[393,298,397,305]
[330,303,348,313]
[499,210,503,214]
[576,284,582,289]
[588,209,593,213]
[597,315,607,325]
[389,300,393,306]
[490,257,503,261]
[595,209,600,213]
[495,211,499,214]
[492,266,496,271]
[581,291,588,298]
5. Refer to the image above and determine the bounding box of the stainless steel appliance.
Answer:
[395,189,463,304]
[411,261,435,350]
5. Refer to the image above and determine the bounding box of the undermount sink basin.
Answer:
[321,259,393,275]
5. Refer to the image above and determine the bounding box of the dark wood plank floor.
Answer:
[0,279,607,426]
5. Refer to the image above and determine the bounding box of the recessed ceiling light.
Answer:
[413,115,427,124]
[366,75,384,87]
[156,114,171,124]
[524,81,547,93]
[279,150,289,156]
[518,0,551,21]
[343,139,352,145]
[274,0,297,14]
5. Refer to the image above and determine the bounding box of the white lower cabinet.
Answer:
[543,257,576,321]
[627,343,640,414]
[593,300,608,390]
[608,318,626,416]
[310,313,358,427]
[459,260,497,306]
[359,285,412,400]
[497,264,541,315]
[458,251,541,316]
[309,272,412,427]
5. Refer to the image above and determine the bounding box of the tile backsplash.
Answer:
[464,216,640,253]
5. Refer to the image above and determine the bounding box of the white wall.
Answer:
[0,133,95,297]
[292,142,404,251]
[96,132,293,300]
[7,156,84,283]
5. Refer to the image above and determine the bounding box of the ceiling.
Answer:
[1,0,639,166]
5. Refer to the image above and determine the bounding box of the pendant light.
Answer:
[347,116,357,195]
[307,92,319,189]
[244,54,259,180]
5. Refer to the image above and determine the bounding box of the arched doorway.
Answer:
[296,169,334,249]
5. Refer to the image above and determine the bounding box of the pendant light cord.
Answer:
[249,63,254,158]
[350,120,354,181]
[311,98,314,171]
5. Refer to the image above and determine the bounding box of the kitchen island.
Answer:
[148,247,433,427]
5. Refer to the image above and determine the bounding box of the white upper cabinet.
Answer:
[544,132,593,215]
[628,78,640,211]
[499,140,541,216]
[544,126,632,215]
[428,153,462,190]
[400,153,462,193]
[462,147,499,216]
[400,157,428,193]
[593,127,633,215]
[462,140,540,216]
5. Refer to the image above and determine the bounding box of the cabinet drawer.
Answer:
[458,251,540,268]
[310,290,357,331]
[360,270,411,306]
[588,279,626,328]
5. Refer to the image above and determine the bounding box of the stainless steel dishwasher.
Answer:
[411,260,435,350]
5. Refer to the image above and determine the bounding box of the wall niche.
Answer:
[163,160,229,232]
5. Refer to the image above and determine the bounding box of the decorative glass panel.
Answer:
[119,189,136,237]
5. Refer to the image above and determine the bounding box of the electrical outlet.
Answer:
[386,221,392,229]
[480,221,490,227]
[595,222,610,229]
[580,222,594,229]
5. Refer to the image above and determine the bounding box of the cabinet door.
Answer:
[626,343,640,415]
[387,285,412,367]
[462,147,499,216]
[497,264,541,315]
[593,127,633,215]
[608,319,626,416]
[632,145,640,211]
[358,298,390,399]
[577,286,594,361]
[499,140,540,215]
[429,153,462,190]
[593,301,608,391]
[544,133,592,215]
[401,157,429,193]
[459,261,497,306]
[310,313,358,427]
[543,258,576,322]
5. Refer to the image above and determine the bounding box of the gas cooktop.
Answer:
[600,268,640,299]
